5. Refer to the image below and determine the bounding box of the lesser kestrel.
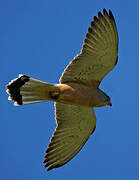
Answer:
[6,9,118,171]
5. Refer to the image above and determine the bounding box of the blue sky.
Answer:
[1,0,139,179]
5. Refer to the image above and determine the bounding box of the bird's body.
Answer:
[55,82,111,107]
[6,9,118,171]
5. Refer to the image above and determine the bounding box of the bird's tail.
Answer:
[6,74,60,106]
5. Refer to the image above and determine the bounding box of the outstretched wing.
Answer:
[60,9,118,86]
[43,103,96,171]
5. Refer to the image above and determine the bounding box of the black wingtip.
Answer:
[98,11,103,18]
[46,164,62,171]
[97,9,116,28]
[109,9,115,20]
[103,8,107,15]
[98,9,114,20]
[47,166,53,171]
[6,74,30,105]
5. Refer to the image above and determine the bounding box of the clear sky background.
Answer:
[1,0,139,179]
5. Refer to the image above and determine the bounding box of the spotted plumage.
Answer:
[6,9,118,171]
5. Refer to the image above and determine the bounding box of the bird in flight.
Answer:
[6,9,118,171]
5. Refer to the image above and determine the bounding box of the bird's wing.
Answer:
[60,9,118,87]
[43,103,96,171]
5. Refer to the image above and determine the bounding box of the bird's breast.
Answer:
[56,83,102,107]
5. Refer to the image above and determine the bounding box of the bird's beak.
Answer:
[109,102,112,106]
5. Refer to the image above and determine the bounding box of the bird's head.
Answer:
[96,89,112,107]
